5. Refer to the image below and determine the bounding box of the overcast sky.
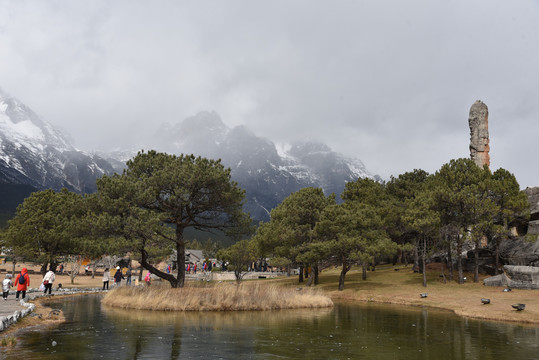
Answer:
[1,1,538,188]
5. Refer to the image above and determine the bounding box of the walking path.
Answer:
[0,293,36,332]
[0,297,27,318]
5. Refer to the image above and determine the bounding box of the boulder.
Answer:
[524,187,539,217]
[483,274,506,287]
[484,265,539,289]
[499,237,539,267]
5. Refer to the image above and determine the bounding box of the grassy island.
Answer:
[102,282,334,311]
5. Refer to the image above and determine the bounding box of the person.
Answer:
[114,266,124,287]
[14,268,30,300]
[102,268,111,290]
[2,274,13,300]
[59,264,64,274]
[42,269,56,295]
[144,271,151,286]
[125,267,132,286]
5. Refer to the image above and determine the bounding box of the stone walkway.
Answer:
[0,294,35,332]
[0,296,28,318]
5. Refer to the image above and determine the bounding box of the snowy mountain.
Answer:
[0,90,378,224]
[143,111,379,221]
[0,89,115,210]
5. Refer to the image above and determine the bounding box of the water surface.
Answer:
[3,295,538,359]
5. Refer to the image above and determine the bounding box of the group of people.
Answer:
[0,265,153,300]
[2,267,56,301]
[185,262,214,274]
[102,266,151,290]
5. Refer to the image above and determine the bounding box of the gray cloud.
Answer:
[0,0,538,187]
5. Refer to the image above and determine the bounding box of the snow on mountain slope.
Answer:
[0,89,114,194]
[145,111,378,221]
[0,88,378,223]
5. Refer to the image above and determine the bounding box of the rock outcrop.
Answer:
[498,237,539,267]
[468,100,490,168]
[484,265,539,289]
[524,187,539,235]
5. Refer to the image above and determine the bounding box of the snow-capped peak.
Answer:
[0,88,114,194]
[0,89,73,152]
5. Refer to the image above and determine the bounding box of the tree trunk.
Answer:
[495,237,501,275]
[138,266,143,282]
[338,262,349,291]
[441,261,446,284]
[457,239,464,284]
[92,262,97,279]
[306,271,314,286]
[473,239,480,283]
[413,242,419,273]
[69,256,80,285]
[140,248,178,287]
[40,262,47,275]
[298,265,304,283]
[404,250,409,266]
[447,241,453,282]
[422,235,427,288]
[176,227,186,288]
[362,264,367,281]
[234,270,243,284]
[314,265,319,285]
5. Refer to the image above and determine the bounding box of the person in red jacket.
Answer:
[14,268,30,300]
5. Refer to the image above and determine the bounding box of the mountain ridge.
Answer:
[0,91,378,224]
[0,89,115,212]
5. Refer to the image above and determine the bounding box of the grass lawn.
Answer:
[270,263,539,324]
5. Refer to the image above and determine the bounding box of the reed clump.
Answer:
[102,282,333,311]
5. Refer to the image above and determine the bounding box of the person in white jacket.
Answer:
[102,268,111,290]
[42,270,56,295]
[2,274,13,300]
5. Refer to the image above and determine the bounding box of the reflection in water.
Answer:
[101,305,333,359]
[2,295,538,359]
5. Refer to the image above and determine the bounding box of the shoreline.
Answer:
[311,265,539,325]
[1,264,537,335]
[327,292,539,326]
[0,289,105,336]
[0,298,65,338]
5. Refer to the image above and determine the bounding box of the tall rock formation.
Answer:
[468,100,490,168]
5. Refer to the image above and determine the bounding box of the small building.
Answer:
[185,249,204,265]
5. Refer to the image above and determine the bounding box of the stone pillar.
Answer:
[468,100,490,168]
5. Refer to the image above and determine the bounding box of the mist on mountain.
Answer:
[0,90,378,224]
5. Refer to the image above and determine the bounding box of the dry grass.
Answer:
[102,282,334,311]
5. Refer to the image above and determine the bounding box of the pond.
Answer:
[2,295,538,359]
